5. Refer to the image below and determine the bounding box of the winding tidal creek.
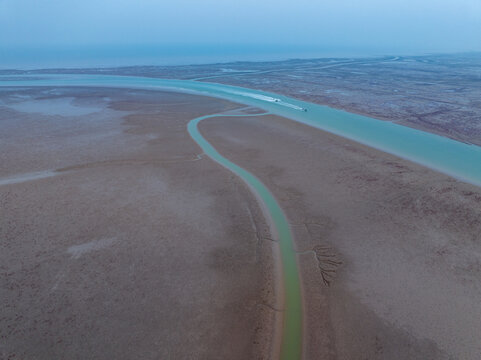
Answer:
[2,73,481,359]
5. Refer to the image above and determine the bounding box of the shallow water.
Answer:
[6,97,103,116]
[1,74,480,187]
[1,74,481,360]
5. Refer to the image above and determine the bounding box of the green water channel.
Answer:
[188,113,302,360]
[2,74,480,187]
[2,73,481,360]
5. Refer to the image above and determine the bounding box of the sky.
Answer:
[1,0,480,67]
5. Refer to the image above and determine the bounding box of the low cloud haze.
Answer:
[1,0,480,64]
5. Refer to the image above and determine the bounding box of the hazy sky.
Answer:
[1,0,481,54]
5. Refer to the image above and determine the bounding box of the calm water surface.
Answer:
[2,74,479,186]
[2,74,481,360]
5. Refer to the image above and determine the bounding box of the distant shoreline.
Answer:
[2,50,479,71]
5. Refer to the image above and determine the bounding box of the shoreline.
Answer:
[2,83,481,358]
[201,78,478,145]
[199,112,481,359]
[1,74,480,188]
[4,53,479,146]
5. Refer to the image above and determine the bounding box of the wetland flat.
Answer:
[1,60,481,359]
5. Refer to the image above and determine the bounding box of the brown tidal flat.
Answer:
[2,84,481,360]
[0,88,278,359]
[200,112,481,359]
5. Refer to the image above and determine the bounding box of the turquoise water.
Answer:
[2,73,480,359]
[2,73,480,187]
[188,112,302,360]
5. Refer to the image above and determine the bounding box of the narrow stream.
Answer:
[2,73,481,359]
[188,112,302,360]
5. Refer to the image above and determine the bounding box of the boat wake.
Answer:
[227,90,307,111]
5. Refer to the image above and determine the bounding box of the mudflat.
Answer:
[2,83,481,360]
[0,88,278,359]
[200,112,481,359]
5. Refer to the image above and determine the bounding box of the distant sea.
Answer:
[0,44,390,70]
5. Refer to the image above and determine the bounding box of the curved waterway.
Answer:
[2,74,481,187]
[188,112,301,360]
[2,73,481,358]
